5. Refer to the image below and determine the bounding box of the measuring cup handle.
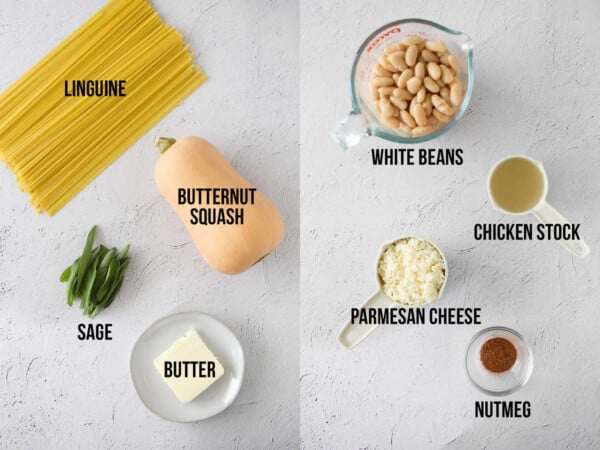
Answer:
[331,110,369,151]
[338,290,390,349]
[532,201,590,258]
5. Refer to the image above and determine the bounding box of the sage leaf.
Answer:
[96,259,119,303]
[81,259,98,313]
[66,259,80,307]
[61,225,130,317]
[60,265,71,282]
[117,244,130,260]
[75,226,97,295]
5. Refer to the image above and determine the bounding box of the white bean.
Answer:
[378,86,395,96]
[406,76,422,94]
[413,104,428,127]
[384,43,405,54]
[425,40,446,53]
[422,97,433,116]
[369,82,379,100]
[398,123,413,135]
[372,77,395,87]
[421,49,439,62]
[431,94,453,115]
[396,69,414,88]
[450,81,462,106]
[412,125,434,137]
[381,115,400,128]
[388,51,407,71]
[432,108,452,123]
[379,54,396,72]
[393,88,413,101]
[374,64,393,77]
[416,86,426,103]
[405,45,418,67]
[389,96,408,110]
[403,35,424,45]
[423,77,440,93]
[380,98,399,117]
[447,54,460,73]
[414,62,426,80]
[440,64,454,84]
[440,86,451,103]
[400,110,416,128]
[427,62,441,80]
[409,97,419,116]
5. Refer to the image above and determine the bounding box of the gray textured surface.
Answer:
[300,0,600,448]
[3,0,600,448]
[0,0,298,448]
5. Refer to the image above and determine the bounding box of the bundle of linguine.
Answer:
[0,0,206,215]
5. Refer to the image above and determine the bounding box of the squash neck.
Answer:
[155,137,177,154]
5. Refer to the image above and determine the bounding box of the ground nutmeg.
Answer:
[480,337,517,373]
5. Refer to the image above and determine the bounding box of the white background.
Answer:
[0,0,299,448]
[301,0,600,448]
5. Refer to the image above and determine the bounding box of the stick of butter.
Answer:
[153,328,225,403]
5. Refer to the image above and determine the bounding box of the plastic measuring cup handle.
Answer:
[532,201,590,258]
[337,290,391,349]
[331,111,369,151]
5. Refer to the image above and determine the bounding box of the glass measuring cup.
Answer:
[337,237,448,349]
[332,19,474,150]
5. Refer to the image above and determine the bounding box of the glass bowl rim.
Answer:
[464,326,533,396]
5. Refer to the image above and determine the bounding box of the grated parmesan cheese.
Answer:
[377,238,445,306]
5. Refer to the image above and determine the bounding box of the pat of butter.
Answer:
[153,328,225,403]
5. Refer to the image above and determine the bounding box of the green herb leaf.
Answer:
[66,259,80,307]
[99,258,128,308]
[103,276,124,309]
[81,259,98,314]
[60,265,72,282]
[92,248,115,294]
[75,226,97,296]
[89,306,102,318]
[117,244,130,260]
[96,259,119,303]
[62,226,130,317]
[99,248,116,269]
[118,257,130,276]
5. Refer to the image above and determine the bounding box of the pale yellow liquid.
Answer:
[490,157,545,213]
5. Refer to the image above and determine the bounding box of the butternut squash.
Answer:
[154,136,284,274]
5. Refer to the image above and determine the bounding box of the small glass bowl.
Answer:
[465,327,533,396]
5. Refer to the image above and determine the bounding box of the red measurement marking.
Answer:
[366,27,402,53]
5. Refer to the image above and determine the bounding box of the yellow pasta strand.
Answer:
[0,0,206,215]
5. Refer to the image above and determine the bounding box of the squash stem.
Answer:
[155,137,177,154]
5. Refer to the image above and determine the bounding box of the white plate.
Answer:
[130,311,244,422]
